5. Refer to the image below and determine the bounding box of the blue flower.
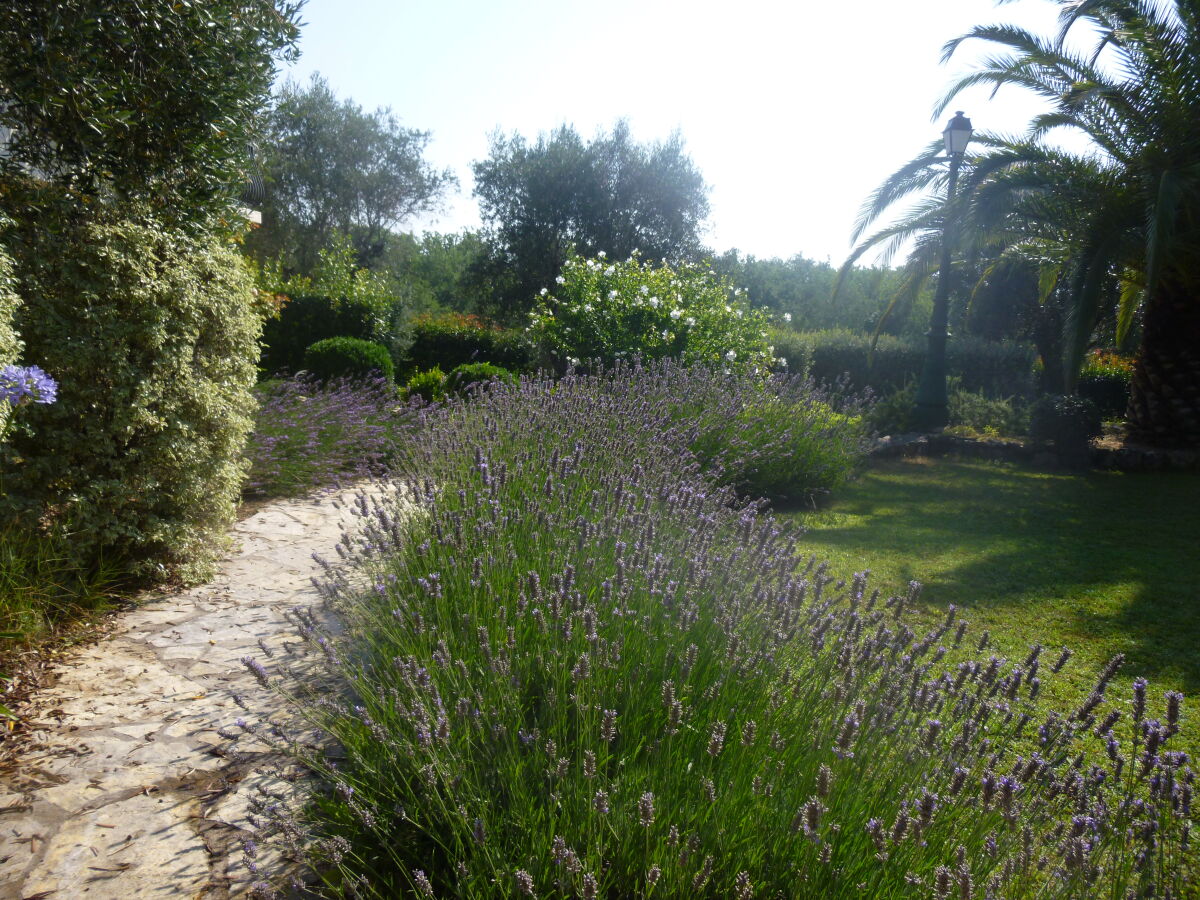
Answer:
[0,365,58,406]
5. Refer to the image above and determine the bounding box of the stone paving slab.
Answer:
[0,487,380,899]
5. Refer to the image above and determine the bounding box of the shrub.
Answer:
[446,361,517,396]
[244,375,409,497]
[799,329,1036,397]
[1030,394,1102,465]
[765,325,813,377]
[260,295,380,376]
[1077,349,1134,419]
[403,367,447,404]
[303,336,394,384]
[0,236,21,368]
[245,360,1192,898]
[0,214,262,582]
[947,386,1029,438]
[403,311,531,378]
[529,251,773,371]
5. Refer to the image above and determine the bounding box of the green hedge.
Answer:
[403,313,531,378]
[796,329,1036,397]
[1,214,262,583]
[260,294,379,376]
[303,336,394,383]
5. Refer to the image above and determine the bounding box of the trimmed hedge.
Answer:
[404,367,447,404]
[303,336,394,384]
[795,329,1036,398]
[1,214,262,583]
[403,312,531,378]
[260,294,378,376]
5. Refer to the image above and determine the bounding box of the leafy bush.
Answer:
[404,367,447,404]
[260,295,380,376]
[799,329,1036,397]
[244,375,409,497]
[446,361,517,396]
[1077,350,1134,419]
[868,380,1027,438]
[0,236,21,368]
[530,251,773,371]
[947,387,1029,438]
[765,325,813,376]
[1030,394,1103,454]
[244,360,1192,898]
[0,214,262,582]
[403,311,531,378]
[303,337,395,384]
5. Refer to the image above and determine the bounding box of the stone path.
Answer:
[0,487,371,899]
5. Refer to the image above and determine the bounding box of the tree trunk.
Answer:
[1126,284,1200,447]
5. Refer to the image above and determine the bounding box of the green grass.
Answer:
[790,456,1200,757]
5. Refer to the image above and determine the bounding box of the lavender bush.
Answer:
[246,362,1191,898]
[244,375,414,498]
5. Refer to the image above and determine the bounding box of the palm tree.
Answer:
[847,0,1200,446]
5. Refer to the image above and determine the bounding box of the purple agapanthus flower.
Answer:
[0,365,58,406]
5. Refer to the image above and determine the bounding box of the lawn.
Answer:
[790,456,1200,757]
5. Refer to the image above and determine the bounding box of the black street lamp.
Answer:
[913,111,973,430]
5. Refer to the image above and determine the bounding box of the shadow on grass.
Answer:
[793,458,1200,692]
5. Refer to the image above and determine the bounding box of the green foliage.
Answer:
[0,517,122,648]
[403,367,447,404]
[868,379,1029,438]
[0,214,262,582]
[403,312,531,378]
[245,75,456,272]
[799,329,1035,397]
[379,230,492,314]
[1029,394,1103,460]
[764,327,813,377]
[530,251,772,371]
[303,337,394,384]
[445,362,516,396]
[0,0,301,227]
[0,235,21,368]
[260,296,379,376]
[1077,350,1134,419]
[711,250,920,334]
[472,121,710,323]
[689,387,868,502]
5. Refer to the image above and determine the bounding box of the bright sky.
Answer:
[279,0,1071,264]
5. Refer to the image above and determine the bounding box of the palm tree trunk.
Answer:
[1126,285,1200,447]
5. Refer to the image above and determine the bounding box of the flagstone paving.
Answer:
[0,487,373,899]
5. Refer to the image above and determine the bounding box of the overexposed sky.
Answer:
[279,0,1072,263]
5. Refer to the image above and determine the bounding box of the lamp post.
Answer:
[913,110,973,430]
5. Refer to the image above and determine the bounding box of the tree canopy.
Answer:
[246,75,457,274]
[471,121,710,323]
[0,0,302,227]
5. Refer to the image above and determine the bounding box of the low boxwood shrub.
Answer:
[1,213,261,582]
[529,251,773,372]
[403,311,531,378]
[243,359,1192,898]
[260,294,379,377]
[446,361,517,396]
[303,336,394,384]
[403,366,447,404]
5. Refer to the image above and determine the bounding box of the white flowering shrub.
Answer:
[529,251,774,371]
